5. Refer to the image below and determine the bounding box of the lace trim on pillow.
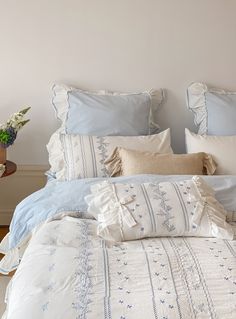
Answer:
[187,82,208,135]
[52,84,72,133]
[147,88,164,134]
[191,176,233,240]
[47,131,67,181]
[187,82,236,135]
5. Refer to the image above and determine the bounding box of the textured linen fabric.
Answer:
[105,147,216,177]
[187,82,236,135]
[185,128,236,174]
[52,84,163,136]
[86,176,233,241]
[2,216,236,319]
[47,129,173,180]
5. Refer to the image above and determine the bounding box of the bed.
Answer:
[4,218,236,319]
[0,175,235,319]
[1,83,236,318]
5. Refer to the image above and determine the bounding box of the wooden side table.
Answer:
[1,161,17,178]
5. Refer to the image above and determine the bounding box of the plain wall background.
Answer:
[1,0,236,165]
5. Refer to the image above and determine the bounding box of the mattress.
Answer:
[2,216,236,319]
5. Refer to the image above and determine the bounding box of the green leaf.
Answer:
[19,107,31,115]
[19,119,30,127]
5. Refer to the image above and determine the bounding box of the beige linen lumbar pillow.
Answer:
[105,147,216,177]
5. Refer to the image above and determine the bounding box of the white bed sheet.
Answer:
[2,217,236,319]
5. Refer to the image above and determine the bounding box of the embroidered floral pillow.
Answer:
[47,129,172,180]
[85,176,233,242]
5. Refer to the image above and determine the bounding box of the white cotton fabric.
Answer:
[2,217,236,319]
[187,82,208,134]
[85,176,233,242]
[47,129,173,180]
[185,128,236,175]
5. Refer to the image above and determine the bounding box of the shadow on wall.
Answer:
[156,88,196,153]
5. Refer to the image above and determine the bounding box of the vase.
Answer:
[0,147,6,164]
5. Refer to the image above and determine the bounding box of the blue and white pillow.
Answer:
[52,84,164,136]
[86,176,233,241]
[187,82,236,135]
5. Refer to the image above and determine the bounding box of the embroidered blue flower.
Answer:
[48,263,55,272]
[42,302,49,312]
[72,221,93,318]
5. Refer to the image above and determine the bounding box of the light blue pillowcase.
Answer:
[67,90,150,135]
[206,92,236,135]
[187,82,236,135]
[52,85,163,136]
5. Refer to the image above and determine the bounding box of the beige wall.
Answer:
[0,0,236,222]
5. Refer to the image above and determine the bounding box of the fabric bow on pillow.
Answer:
[85,176,233,242]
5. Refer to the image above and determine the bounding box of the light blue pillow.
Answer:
[52,84,163,136]
[187,82,236,135]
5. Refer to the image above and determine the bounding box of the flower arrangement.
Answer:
[0,107,31,148]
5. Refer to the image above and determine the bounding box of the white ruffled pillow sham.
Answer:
[47,129,173,180]
[86,176,233,242]
[187,82,236,135]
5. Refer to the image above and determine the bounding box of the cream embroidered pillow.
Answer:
[47,129,173,180]
[105,147,216,177]
[85,176,233,242]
